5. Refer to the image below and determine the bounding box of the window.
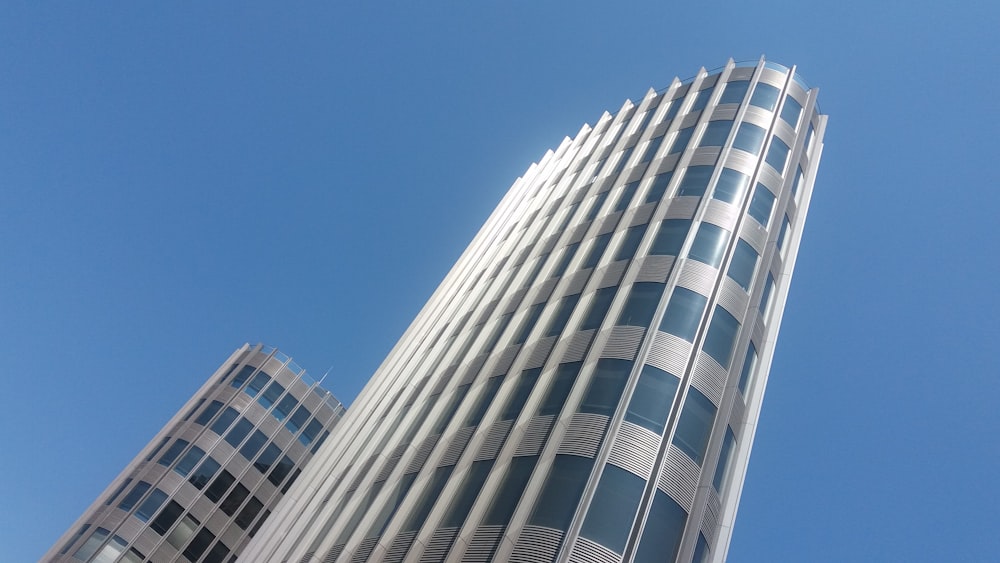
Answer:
[662,97,682,122]
[610,147,633,177]
[235,497,265,530]
[483,455,538,526]
[660,287,707,342]
[118,481,151,512]
[268,456,295,487]
[60,524,89,556]
[513,302,546,345]
[792,166,805,198]
[633,491,687,563]
[210,407,239,436]
[182,399,204,422]
[365,474,417,539]
[699,120,733,147]
[780,96,802,127]
[545,293,581,337]
[273,394,298,421]
[759,273,776,318]
[625,365,680,434]
[145,437,169,462]
[465,375,505,426]
[640,135,664,163]
[245,371,270,397]
[150,499,183,535]
[157,439,189,467]
[690,88,713,111]
[205,470,235,503]
[727,239,758,291]
[703,306,741,368]
[693,534,711,563]
[500,368,540,421]
[579,359,633,416]
[732,122,766,155]
[671,388,717,464]
[677,165,713,197]
[174,446,205,477]
[224,418,254,448]
[582,233,612,269]
[581,286,617,330]
[748,184,776,227]
[220,483,250,516]
[614,224,647,261]
[104,478,132,506]
[430,383,471,434]
[402,466,454,531]
[712,168,749,204]
[183,527,216,562]
[777,215,791,256]
[585,191,609,220]
[649,219,690,256]
[766,136,790,173]
[166,513,199,550]
[483,312,513,351]
[749,83,780,111]
[286,405,311,434]
[300,418,324,445]
[72,527,109,561]
[537,362,582,416]
[580,465,645,553]
[194,400,223,426]
[441,460,494,528]
[551,242,580,278]
[521,253,548,288]
[189,456,221,489]
[528,455,593,530]
[738,343,758,394]
[689,222,730,268]
[718,80,749,104]
[614,181,640,212]
[254,443,282,474]
[230,365,255,389]
[93,534,128,563]
[240,430,268,460]
[712,429,737,492]
[616,282,664,327]
[258,380,285,409]
[644,172,673,203]
[668,126,694,154]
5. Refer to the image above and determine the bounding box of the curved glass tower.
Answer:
[44,344,345,563]
[245,58,827,563]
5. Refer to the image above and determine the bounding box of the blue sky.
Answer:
[2,2,999,561]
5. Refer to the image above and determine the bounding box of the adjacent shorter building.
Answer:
[44,344,345,563]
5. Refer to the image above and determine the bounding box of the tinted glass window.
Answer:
[194,400,223,426]
[765,136,790,173]
[183,528,215,562]
[616,282,664,327]
[727,239,758,291]
[777,215,791,254]
[649,219,690,256]
[580,465,646,553]
[528,455,593,530]
[135,488,167,522]
[582,233,612,269]
[483,312,513,352]
[230,365,255,388]
[614,224,647,261]
[713,429,737,492]
[148,498,181,533]
[545,293,581,337]
[733,122,766,155]
[585,191,609,220]
[273,394,297,422]
[402,466,454,532]
[759,274,776,317]
[538,362,583,416]
[737,343,758,394]
[240,430,268,460]
[614,181,640,212]
[254,443,281,474]
[625,365,680,434]
[465,375,505,426]
[189,457,221,490]
[157,439,189,467]
[430,383,471,434]
[749,83,780,111]
[268,456,295,487]
[581,286,617,330]
[689,222,729,268]
[551,242,579,278]
[712,168,749,204]
[484,455,538,525]
[513,303,546,345]
[224,418,254,448]
[690,88,712,111]
[668,126,694,154]
[718,80,749,104]
[677,166,713,197]
[210,407,239,436]
[699,120,732,147]
[672,388,717,464]
[205,470,235,503]
[633,491,687,563]
[118,481,151,512]
[441,460,494,528]
[174,446,205,477]
[235,497,264,530]
[286,405,311,434]
[640,135,664,163]
[500,368,540,421]
[644,172,673,203]
[748,185,776,227]
[703,306,741,368]
[579,359,633,417]
[660,287,707,342]
[246,371,269,397]
[780,96,802,127]
[258,380,285,408]
[220,483,250,516]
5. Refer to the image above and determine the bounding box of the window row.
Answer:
[226,365,330,448]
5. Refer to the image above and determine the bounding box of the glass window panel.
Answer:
[281,468,301,494]
[166,513,199,549]
[402,466,454,532]
[579,359,633,417]
[254,443,282,474]
[713,429,737,492]
[268,456,295,487]
[119,481,151,512]
[777,215,791,255]
[614,224,647,261]
[220,483,250,516]
[614,181,640,212]
[235,497,264,530]
[230,365,255,389]
[538,362,583,416]
[581,286,617,330]
[73,527,109,561]
[668,126,694,154]
[483,312,513,352]
[659,287,707,342]
[501,368,541,421]
[545,293,580,337]
[183,527,215,561]
[224,418,254,448]
[365,473,417,538]
[150,499,183,535]
[528,455,593,530]
[122,548,145,563]
[690,88,712,111]
[210,407,239,436]
[174,446,205,477]
[311,430,331,454]
[644,171,673,203]
[765,136,790,173]
[633,490,687,563]
[182,398,204,422]
[258,380,285,408]
[780,96,802,127]
[286,405,311,434]
[738,343,758,394]
[157,439,189,467]
[245,371,270,397]
[671,388,718,465]
[616,282,664,327]
[759,273,776,317]
[719,80,749,104]
[625,365,680,434]
[640,135,664,163]
[430,383,471,434]
[484,456,538,526]
[144,437,169,462]
[582,232,612,269]
[712,168,749,204]
[727,239,758,291]
[205,470,235,503]
[189,457,221,490]
[732,122,766,155]
[273,394,298,421]
[792,166,805,198]
[585,191,609,221]
[677,165,713,197]
[465,375,505,426]
[748,184,776,227]
[104,478,132,506]
[194,400,224,426]
[513,303,546,345]
[580,465,645,553]
[649,219,690,256]
[240,430,268,460]
[689,222,730,268]
[551,242,579,278]
[694,533,711,563]
[699,120,733,147]
[703,306,741,368]
[662,97,681,121]
[441,460,495,528]
[749,83,780,111]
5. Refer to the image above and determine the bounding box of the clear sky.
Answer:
[2,2,999,561]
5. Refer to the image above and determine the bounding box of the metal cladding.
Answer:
[244,58,827,563]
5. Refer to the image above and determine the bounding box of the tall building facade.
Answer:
[245,57,826,563]
[45,344,345,563]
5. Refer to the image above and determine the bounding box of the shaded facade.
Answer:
[244,58,827,563]
[44,344,345,563]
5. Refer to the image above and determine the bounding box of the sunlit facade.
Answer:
[245,58,826,563]
[44,344,345,563]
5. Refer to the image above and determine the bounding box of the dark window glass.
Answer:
[240,430,268,460]
[704,306,741,368]
[585,191,609,220]
[189,457,221,490]
[640,135,664,163]
[792,166,805,198]
[522,253,549,288]
[245,371,270,397]
[649,219,690,256]
[194,400,224,426]
[281,468,301,494]
[235,497,264,530]
[174,446,205,477]
[689,222,729,268]
[145,437,169,462]
[614,181,640,212]
[513,303,546,345]
[633,490,687,563]
[118,481,151,512]
[748,184,776,227]
[712,168,750,204]
[267,456,295,487]
[581,287,617,330]
[149,500,183,535]
[312,430,331,454]
[579,359,633,416]
[59,524,90,555]
[205,470,235,503]
[662,98,681,121]
[699,120,733,147]
[719,80,749,104]
[777,215,791,252]
[780,96,802,127]
[713,429,737,492]
[204,542,231,563]
[582,233,612,269]
[300,418,324,445]
[484,312,514,352]
[365,473,417,538]
[431,383,471,434]
[286,405,311,434]
[766,136,790,173]
[441,460,495,528]
[750,83,780,111]
[538,362,582,416]
[528,455,593,530]
[556,202,580,233]
[672,388,718,465]
[135,488,167,522]
[551,242,580,278]
[230,365,255,389]
[484,456,538,526]
[668,126,694,154]
[210,407,239,436]
[677,166,713,197]
[690,88,712,111]
[258,380,285,409]
[182,399,205,422]
[501,368,541,421]
[105,478,132,506]
[273,394,298,422]
[220,483,250,516]
[224,418,254,448]
[660,287,708,342]
[610,148,633,177]
[254,443,282,474]
[759,274,776,317]
[694,533,711,563]
[546,293,581,337]
[183,527,215,561]
[616,282,664,327]
[625,365,680,434]
[402,466,454,532]
[614,224,647,261]
[157,439,189,467]
[733,122,766,155]
[580,465,645,553]
[727,239,758,291]
[737,343,758,394]
[465,375,505,426]
[644,172,673,203]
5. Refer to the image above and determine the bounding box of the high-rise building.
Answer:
[243,58,826,563]
[44,344,346,563]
